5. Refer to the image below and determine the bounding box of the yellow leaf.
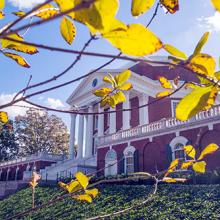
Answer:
[166,159,179,175]
[103,76,114,84]
[215,71,220,80]
[156,90,172,98]
[13,11,26,17]
[131,0,155,16]
[54,0,75,18]
[193,161,206,173]
[93,88,112,97]
[103,73,117,88]
[0,10,4,19]
[211,0,220,12]
[183,145,196,159]
[186,54,216,77]
[119,83,133,91]
[0,111,8,123]
[0,0,4,10]
[75,172,89,190]
[193,32,210,56]
[158,76,173,89]
[1,34,38,54]
[100,96,110,107]
[103,24,162,56]
[31,171,41,183]
[160,0,179,14]
[198,143,219,160]
[114,70,131,87]
[74,194,92,203]
[163,177,187,183]
[181,161,194,169]
[203,87,218,110]
[176,86,212,121]
[60,17,76,45]
[3,52,30,68]
[29,182,38,188]
[33,4,59,19]
[58,180,81,193]
[163,44,187,60]
[85,188,98,198]
[55,0,119,33]
[109,91,126,107]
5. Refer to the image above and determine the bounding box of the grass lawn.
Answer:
[0,184,220,219]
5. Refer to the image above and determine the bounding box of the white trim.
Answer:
[171,100,180,118]
[169,136,188,161]
[105,149,117,176]
[123,145,136,174]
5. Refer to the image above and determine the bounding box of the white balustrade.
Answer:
[97,105,220,146]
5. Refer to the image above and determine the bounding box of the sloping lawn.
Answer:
[0,184,220,219]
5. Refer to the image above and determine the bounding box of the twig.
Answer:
[87,177,159,220]
[20,82,186,116]
[0,0,53,35]
[13,36,94,100]
[0,0,96,38]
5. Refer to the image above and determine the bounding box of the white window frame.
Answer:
[105,149,117,176]
[170,136,188,161]
[171,100,179,118]
[123,145,136,174]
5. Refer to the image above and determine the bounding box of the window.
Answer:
[105,149,117,176]
[171,100,179,117]
[125,151,134,173]
[123,146,136,174]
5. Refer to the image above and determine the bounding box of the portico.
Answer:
[67,70,154,162]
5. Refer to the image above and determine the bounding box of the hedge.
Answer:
[0,184,220,219]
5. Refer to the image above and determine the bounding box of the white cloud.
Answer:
[46,98,65,109]
[8,0,46,9]
[0,93,35,118]
[198,12,220,32]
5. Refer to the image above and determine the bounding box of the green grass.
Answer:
[0,184,220,219]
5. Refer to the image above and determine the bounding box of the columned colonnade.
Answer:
[69,92,149,159]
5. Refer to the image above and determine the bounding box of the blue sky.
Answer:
[1,0,220,129]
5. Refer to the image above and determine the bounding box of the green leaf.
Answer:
[176,86,212,121]
[163,44,187,60]
[193,32,209,56]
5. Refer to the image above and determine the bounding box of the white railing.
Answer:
[0,152,65,168]
[98,105,220,146]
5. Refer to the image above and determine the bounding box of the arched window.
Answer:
[169,136,189,169]
[174,143,185,161]
[123,146,136,174]
[105,149,117,176]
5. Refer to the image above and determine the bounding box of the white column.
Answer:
[85,107,94,158]
[6,168,10,181]
[139,94,149,125]
[77,114,84,159]
[123,92,130,130]
[98,104,104,137]
[109,107,116,133]
[69,114,76,159]
[15,167,19,180]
